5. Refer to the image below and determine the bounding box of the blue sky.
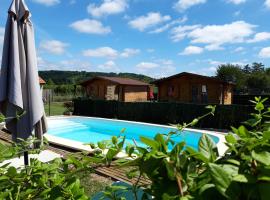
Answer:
[1,0,270,78]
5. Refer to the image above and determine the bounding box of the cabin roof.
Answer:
[39,76,46,84]
[152,72,235,85]
[81,76,149,86]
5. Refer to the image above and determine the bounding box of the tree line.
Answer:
[216,62,270,94]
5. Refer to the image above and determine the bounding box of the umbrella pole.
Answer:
[24,151,29,165]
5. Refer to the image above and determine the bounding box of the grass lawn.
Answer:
[45,102,66,116]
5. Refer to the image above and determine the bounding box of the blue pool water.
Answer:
[47,117,220,150]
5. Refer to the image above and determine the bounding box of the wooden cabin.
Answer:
[81,76,149,102]
[153,72,234,105]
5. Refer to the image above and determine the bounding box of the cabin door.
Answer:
[191,85,199,103]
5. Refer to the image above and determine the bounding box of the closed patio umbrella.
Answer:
[0,0,47,165]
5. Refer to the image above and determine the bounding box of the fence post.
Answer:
[49,93,51,116]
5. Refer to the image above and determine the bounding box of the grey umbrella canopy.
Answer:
[0,0,47,145]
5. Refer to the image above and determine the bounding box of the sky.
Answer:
[1,0,270,78]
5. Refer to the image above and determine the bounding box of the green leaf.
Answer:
[209,163,232,198]
[226,159,240,166]
[140,136,159,150]
[106,148,119,161]
[258,175,270,181]
[225,134,237,144]
[263,131,270,140]
[117,136,126,149]
[7,167,17,177]
[233,174,256,183]
[252,151,270,165]
[154,134,167,151]
[191,118,199,126]
[97,141,107,150]
[199,184,215,195]
[164,160,175,180]
[186,146,209,163]
[255,102,264,111]
[199,134,218,162]
[112,136,118,145]
[238,126,249,137]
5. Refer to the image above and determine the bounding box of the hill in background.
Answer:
[39,70,155,85]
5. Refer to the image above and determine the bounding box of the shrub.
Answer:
[0,113,4,123]
[0,140,93,199]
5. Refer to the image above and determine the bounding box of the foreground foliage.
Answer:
[0,142,92,199]
[0,97,270,199]
[102,98,270,199]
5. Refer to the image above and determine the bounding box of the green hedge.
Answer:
[73,99,254,130]
[233,95,270,105]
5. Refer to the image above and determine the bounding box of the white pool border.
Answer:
[44,116,228,156]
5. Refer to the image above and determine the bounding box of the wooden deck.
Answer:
[0,129,151,186]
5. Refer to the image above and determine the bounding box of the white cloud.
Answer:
[265,0,270,9]
[70,19,111,35]
[135,60,176,78]
[128,12,171,32]
[83,47,118,58]
[189,21,255,47]
[158,59,174,66]
[171,21,255,50]
[247,32,270,43]
[87,0,128,17]
[196,66,217,75]
[136,62,159,70]
[82,47,141,59]
[179,46,204,55]
[226,0,246,5]
[170,25,201,42]
[205,44,224,51]
[120,48,140,57]
[31,0,60,6]
[233,47,245,52]
[40,40,69,55]
[149,16,188,34]
[38,57,92,71]
[174,0,206,12]
[98,60,120,72]
[258,47,270,58]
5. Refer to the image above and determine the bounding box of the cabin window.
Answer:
[202,85,207,93]
[201,85,208,103]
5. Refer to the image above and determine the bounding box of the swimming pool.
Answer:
[45,116,227,155]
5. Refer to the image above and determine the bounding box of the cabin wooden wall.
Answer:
[85,79,112,100]
[84,80,148,102]
[157,76,233,104]
[124,86,148,102]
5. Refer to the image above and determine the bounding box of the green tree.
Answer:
[242,64,251,74]
[216,64,246,91]
[265,67,270,75]
[246,74,269,93]
[251,62,265,73]
[47,78,55,85]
